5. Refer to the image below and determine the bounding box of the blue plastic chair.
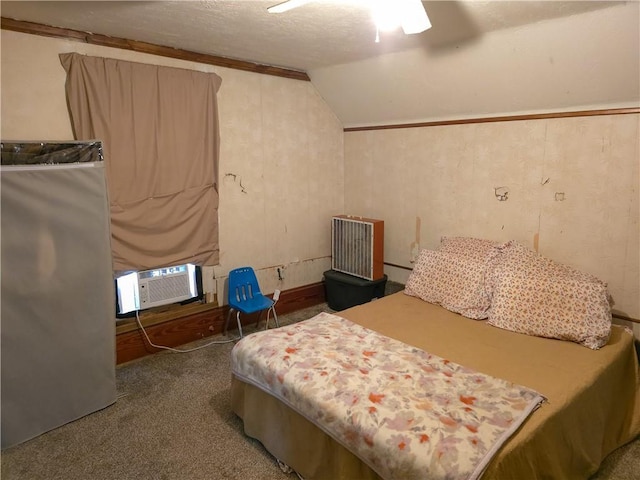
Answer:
[224,266,279,338]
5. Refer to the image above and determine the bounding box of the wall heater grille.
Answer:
[331,215,384,281]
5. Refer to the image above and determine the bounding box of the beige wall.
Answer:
[1,30,345,302]
[345,114,640,331]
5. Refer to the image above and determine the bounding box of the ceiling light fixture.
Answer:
[372,0,431,35]
[268,0,431,37]
[267,0,311,14]
[399,0,432,34]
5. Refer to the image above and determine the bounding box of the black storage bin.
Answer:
[323,270,387,311]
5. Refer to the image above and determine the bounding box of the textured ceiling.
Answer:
[0,1,623,72]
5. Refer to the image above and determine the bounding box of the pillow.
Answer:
[439,236,507,299]
[487,241,612,349]
[404,249,493,319]
[439,236,506,263]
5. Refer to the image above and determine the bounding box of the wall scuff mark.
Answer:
[224,173,247,193]
[494,187,509,201]
[555,192,565,201]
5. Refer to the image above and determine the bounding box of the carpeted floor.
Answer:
[2,292,638,480]
[1,304,330,480]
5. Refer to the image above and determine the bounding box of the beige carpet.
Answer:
[1,295,638,480]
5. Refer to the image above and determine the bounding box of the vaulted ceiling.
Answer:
[2,1,639,127]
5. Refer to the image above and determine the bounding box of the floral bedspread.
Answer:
[231,312,544,480]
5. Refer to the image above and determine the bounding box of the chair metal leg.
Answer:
[265,306,279,330]
[236,311,244,338]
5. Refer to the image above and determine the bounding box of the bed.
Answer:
[231,238,640,479]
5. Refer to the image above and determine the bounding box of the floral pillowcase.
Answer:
[404,247,495,320]
[404,237,612,349]
[486,241,612,350]
[438,236,505,262]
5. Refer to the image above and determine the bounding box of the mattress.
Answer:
[231,292,640,479]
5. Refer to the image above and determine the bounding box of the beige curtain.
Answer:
[60,52,222,272]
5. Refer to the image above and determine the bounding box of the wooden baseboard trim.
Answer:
[116,282,326,364]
